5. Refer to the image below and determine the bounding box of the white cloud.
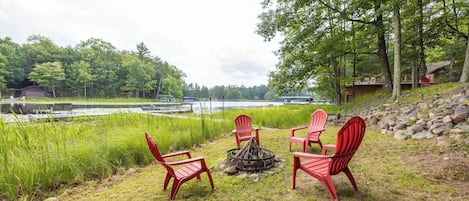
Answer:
[0,0,279,87]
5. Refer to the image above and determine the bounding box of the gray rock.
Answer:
[432,126,449,136]
[452,105,469,123]
[442,115,453,124]
[412,131,431,140]
[465,138,469,145]
[44,198,58,201]
[426,133,435,139]
[237,172,248,179]
[394,131,409,140]
[455,124,469,131]
[429,112,439,119]
[395,122,407,130]
[416,119,427,126]
[218,158,227,170]
[224,166,238,175]
[418,102,430,110]
[250,174,259,183]
[406,124,424,134]
[378,120,389,129]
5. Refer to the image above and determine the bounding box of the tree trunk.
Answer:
[375,4,393,91]
[460,24,469,82]
[418,0,427,80]
[374,1,392,92]
[392,5,402,100]
[332,59,342,104]
[52,86,56,98]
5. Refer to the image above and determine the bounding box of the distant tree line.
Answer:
[0,35,279,100]
[183,83,278,101]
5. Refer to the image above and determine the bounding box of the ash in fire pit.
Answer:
[227,139,275,171]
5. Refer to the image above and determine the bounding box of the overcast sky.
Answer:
[0,0,280,87]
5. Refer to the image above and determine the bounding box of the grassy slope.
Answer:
[57,126,469,200]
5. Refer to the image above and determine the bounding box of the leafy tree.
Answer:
[120,52,156,98]
[0,37,25,88]
[68,61,94,97]
[23,35,62,76]
[28,62,65,97]
[77,38,121,97]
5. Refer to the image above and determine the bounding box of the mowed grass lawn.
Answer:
[57,124,469,201]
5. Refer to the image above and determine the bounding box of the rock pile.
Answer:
[357,85,469,146]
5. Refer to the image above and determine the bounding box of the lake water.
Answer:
[0,101,284,115]
[189,101,284,114]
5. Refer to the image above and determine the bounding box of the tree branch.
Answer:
[316,0,376,25]
[446,23,468,40]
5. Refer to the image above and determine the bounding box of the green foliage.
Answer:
[258,0,469,100]
[29,62,66,97]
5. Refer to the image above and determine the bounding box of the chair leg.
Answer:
[170,179,183,200]
[289,142,292,152]
[320,175,338,200]
[205,169,216,190]
[292,157,300,189]
[303,140,308,153]
[163,173,171,190]
[318,140,323,149]
[343,167,358,191]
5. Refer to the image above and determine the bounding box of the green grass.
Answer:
[210,104,340,129]
[0,113,231,200]
[56,126,468,201]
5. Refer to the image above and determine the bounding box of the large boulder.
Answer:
[452,104,469,124]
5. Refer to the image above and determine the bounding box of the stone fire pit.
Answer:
[226,139,275,171]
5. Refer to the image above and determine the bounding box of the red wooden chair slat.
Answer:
[290,109,328,152]
[292,116,366,200]
[233,114,260,149]
[145,133,215,200]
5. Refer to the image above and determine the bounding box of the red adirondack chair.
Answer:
[420,77,434,86]
[145,133,215,200]
[233,114,260,149]
[290,109,328,152]
[292,116,366,201]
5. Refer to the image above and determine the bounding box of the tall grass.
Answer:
[0,113,231,200]
[0,103,339,200]
[211,104,339,128]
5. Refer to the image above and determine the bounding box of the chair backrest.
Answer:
[145,133,175,174]
[307,109,328,139]
[145,133,165,163]
[234,114,253,137]
[329,116,366,175]
[420,77,432,86]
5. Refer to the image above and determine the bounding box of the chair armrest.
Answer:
[162,151,191,159]
[166,157,205,166]
[293,152,330,160]
[290,126,308,137]
[321,144,336,155]
[291,126,308,132]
